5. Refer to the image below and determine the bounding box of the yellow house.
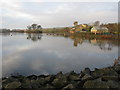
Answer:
[81,24,87,28]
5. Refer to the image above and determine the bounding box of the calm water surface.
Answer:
[2,33,118,77]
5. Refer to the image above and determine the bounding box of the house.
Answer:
[91,26,108,34]
[71,24,88,33]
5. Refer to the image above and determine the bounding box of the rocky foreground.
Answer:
[2,64,120,89]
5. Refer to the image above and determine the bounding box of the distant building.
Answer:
[91,26,108,34]
[69,24,90,33]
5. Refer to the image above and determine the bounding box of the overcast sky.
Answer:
[0,0,118,29]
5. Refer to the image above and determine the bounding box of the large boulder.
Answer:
[5,81,21,89]
[27,75,37,80]
[2,77,19,88]
[83,78,109,88]
[30,80,41,88]
[113,64,120,74]
[106,80,120,88]
[44,75,55,83]
[91,67,118,78]
[36,78,47,85]
[102,75,119,81]
[83,68,91,75]
[21,79,32,88]
[78,71,85,79]
[44,84,55,89]
[81,74,93,81]
[83,78,120,88]
[52,78,68,89]
[62,84,75,90]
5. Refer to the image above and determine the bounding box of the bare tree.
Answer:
[27,26,32,30]
[31,24,37,30]
[73,21,78,27]
[37,25,42,30]
[94,21,100,26]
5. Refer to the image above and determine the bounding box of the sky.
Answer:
[0,0,119,29]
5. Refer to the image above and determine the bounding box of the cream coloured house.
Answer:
[91,26,108,34]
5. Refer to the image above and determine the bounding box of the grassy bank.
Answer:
[41,27,120,39]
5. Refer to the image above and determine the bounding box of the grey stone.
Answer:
[83,68,91,75]
[62,84,75,90]
[106,80,120,88]
[91,67,118,78]
[83,78,109,88]
[82,74,93,81]
[5,81,21,88]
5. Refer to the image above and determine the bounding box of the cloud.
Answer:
[2,0,34,19]
[1,1,118,29]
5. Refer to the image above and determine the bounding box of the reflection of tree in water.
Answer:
[90,39,113,51]
[98,42,112,51]
[26,33,42,42]
[69,35,117,50]
[2,32,10,36]
[73,38,84,47]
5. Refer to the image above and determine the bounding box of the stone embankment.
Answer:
[2,64,120,89]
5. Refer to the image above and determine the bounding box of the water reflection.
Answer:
[26,33,42,42]
[2,33,118,77]
[63,35,119,51]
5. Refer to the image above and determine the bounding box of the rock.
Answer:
[62,84,75,90]
[36,78,47,85]
[81,74,93,81]
[52,78,68,89]
[69,71,76,75]
[57,71,63,75]
[113,64,120,74]
[91,67,118,78]
[78,71,85,79]
[21,79,32,88]
[30,80,41,88]
[65,71,80,81]
[106,80,120,88]
[83,78,109,88]
[5,81,21,88]
[102,75,119,81]
[95,68,99,71]
[45,84,55,88]
[68,74,80,81]
[44,75,55,83]
[83,68,91,75]
[56,71,63,79]
[38,75,47,78]
[10,75,25,82]
[27,75,37,80]
[2,77,19,88]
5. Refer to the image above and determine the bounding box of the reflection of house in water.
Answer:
[27,33,42,41]
[90,39,97,45]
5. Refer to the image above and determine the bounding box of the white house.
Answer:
[91,26,108,34]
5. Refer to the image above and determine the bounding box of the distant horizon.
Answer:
[0,21,118,30]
